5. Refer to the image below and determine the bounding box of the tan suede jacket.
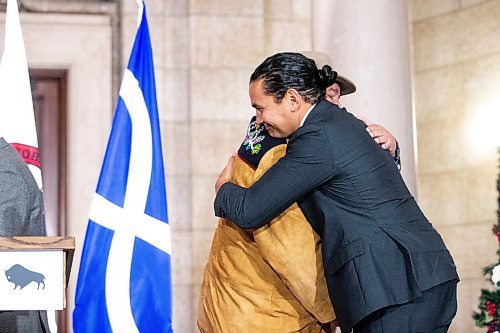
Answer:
[197,143,335,333]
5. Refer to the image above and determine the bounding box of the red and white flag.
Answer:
[0,0,42,189]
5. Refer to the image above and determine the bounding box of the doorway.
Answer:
[30,68,68,332]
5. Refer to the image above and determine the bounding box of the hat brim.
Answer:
[337,75,356,96]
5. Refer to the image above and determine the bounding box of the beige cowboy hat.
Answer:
[299,51,356,96]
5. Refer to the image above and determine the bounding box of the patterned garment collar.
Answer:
[238,117,286,170]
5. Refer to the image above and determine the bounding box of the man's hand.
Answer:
[356,116,397,158]
[366,123,397,157]
[354,115,397,157]
[215,154,236,194]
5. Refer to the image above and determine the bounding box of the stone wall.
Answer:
[409,0,500,332]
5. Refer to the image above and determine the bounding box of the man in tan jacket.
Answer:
[198,116,336,332]
[197,52,398,332]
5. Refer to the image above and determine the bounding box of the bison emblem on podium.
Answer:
[5,264,46,290]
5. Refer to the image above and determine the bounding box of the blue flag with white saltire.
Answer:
[73,2,173,332]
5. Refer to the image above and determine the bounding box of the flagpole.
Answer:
[136,0,144,28]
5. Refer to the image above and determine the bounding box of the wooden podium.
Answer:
[0,236,75,310]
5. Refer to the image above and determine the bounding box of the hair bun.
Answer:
[318,65,338,89]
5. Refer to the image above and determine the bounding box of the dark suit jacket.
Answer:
[214,100,459,332]
[0,137,50,333]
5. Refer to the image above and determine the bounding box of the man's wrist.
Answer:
[393,140,401,171]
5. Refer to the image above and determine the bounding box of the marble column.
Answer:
[312,0,417,196]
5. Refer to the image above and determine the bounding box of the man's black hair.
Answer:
[249,52,337,104]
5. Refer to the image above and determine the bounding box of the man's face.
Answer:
[249,80,297,138]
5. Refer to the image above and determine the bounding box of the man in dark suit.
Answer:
[214,52,459,332]
[0,137,51,332]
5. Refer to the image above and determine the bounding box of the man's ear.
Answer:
[325,83,341,106]
[326,83,341,100]
[286,88,302,112]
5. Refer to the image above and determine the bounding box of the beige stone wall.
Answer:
[409,0,500,332]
